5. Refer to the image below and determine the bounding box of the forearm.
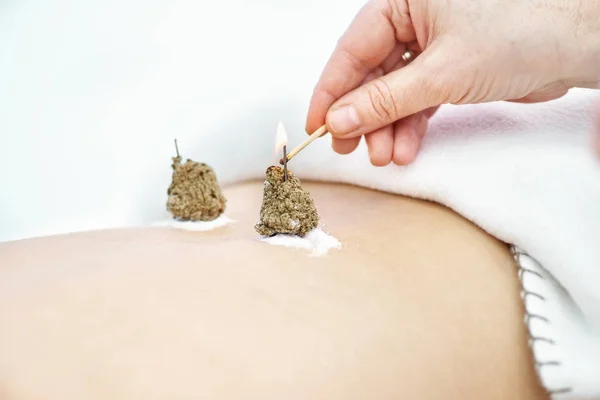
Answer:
[563,0,600,86]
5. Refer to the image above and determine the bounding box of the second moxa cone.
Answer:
[255,166,319,237]
[167,155,226,221]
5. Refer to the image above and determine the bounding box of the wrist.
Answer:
[564,0,600,86]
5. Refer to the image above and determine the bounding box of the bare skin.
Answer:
[0,182,548,400]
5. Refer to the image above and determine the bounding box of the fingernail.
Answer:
[328,105,361,136]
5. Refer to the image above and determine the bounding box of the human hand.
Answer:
[306,0,600,166]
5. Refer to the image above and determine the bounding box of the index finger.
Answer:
[305,0,409,134]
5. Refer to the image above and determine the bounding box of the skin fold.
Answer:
[0,182,548,400]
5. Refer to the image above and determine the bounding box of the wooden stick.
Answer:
[282,145,288,181]
[174,139,180,158]
[279,124,328,164]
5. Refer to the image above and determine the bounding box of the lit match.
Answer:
[279,124,328,165]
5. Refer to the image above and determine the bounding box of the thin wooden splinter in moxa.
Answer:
[255,166,319,237]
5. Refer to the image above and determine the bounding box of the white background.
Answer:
[0,0,366,242]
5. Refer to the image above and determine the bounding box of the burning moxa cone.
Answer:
[167,140,226,222]
[254,166,319,237]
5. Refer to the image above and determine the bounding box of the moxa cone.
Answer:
[255,166,318,237]
[167,156,226,221]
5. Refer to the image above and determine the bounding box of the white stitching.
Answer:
[511,246,573,397]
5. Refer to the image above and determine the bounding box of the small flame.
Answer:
[275,121,288,157]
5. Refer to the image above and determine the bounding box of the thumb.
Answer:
[326,53,451,138]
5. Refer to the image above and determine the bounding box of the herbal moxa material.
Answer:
[255,166,319,237]
[167,156,226,221]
